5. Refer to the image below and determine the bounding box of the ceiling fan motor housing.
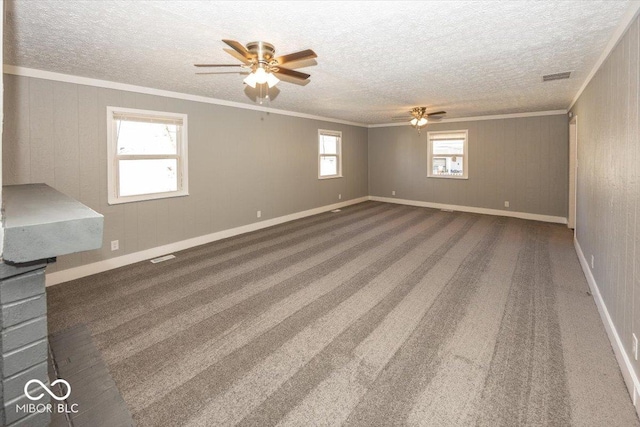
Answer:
[246,41,276,61]
[411,107,427,119]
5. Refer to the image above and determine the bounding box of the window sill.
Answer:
[318,175,343,180]
[427,175,468,180]
[108,190,189,205]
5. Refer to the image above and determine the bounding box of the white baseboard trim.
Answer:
[369,196,567,224]
[45,196,369,286]
[574,237,640,412]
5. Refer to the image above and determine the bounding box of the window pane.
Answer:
[432,156,464,176]
[320,135,338,154]
[119,159,178,196]
[116,120,179,155]
[320,155,338,176]
[432,139,464,155]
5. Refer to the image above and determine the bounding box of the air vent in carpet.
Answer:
[542,71,571,82]
[151,254,176,263]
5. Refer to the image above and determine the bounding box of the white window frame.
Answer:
[427,129,469,180]
[318,129,343,179]
[107,106,189,205]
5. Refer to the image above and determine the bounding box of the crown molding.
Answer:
[2,65,369,128]
[369,109,568,128]
[2,65,569,128]
[568,1,640,111]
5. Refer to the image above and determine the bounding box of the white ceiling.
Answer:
[3,0,633,124]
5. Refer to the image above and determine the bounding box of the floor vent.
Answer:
[542,71,571,81]
[150,254,176,263]
[331,209,342,213]
[441,209,454,212]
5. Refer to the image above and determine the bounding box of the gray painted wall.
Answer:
[570,15,639,375]
[1,0,4,257]
[368,115,569,217]
[2,74,369,273]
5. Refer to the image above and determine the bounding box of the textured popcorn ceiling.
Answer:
[3,0,632,124]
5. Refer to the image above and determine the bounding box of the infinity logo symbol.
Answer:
[24,379,71,401]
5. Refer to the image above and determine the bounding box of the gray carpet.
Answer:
[47,201,639,426]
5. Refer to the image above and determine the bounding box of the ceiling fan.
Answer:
[392,107,447,133]
[195,40,317,89]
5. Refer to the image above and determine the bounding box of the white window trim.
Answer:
[107,106,189,205]
[318,129,343,180]
[427,129,469,180]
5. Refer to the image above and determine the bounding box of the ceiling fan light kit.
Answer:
[410,117,428,128]
[243,66,280,88]
[265,71,280,87]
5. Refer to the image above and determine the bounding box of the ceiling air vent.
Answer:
[542,72,571,82]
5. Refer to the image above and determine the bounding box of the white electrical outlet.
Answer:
[111,240,119,251]
[504,201,510,208]
[392,190,396,196]
[633,334,638,361]
[338,194,342,200]
[591,255,594,269]
[257,210,261,218]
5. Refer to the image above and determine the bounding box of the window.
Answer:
[318,130,342,179]
[107,107,188,204]
[427,130,468,179]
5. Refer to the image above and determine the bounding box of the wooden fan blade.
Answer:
[274,67,310,80]
[275,49,317,66]
[426,111,446,116]
[194,64,243,67]
[222,39,253,60]
[196,71,249,75]
[223,48,252,64]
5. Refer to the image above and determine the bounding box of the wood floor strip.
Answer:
[49,325,134,427]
